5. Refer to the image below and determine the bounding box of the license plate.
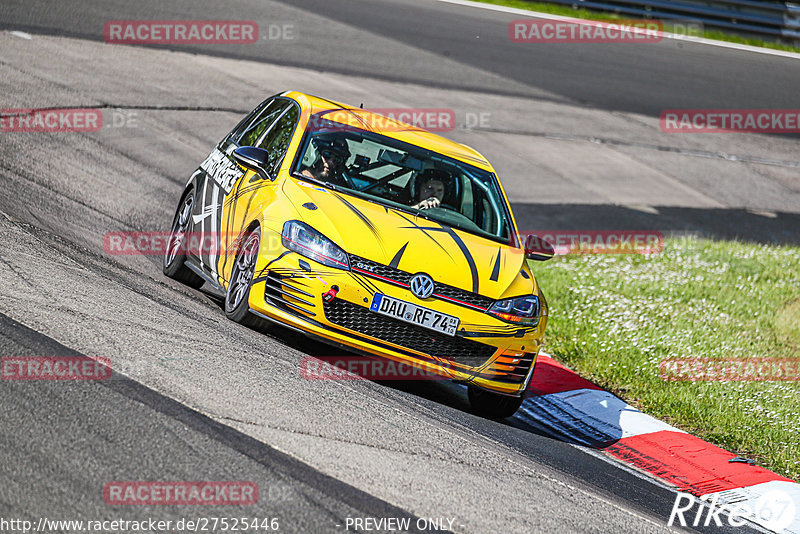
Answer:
[369,294,459,336]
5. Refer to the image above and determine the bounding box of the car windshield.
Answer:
[292,118,514,244]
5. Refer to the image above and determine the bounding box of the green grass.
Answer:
[475,0,800,53]
[533,236,800,481]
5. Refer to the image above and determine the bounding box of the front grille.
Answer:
[323,298,496,368]
[350,256,412,285]
[349,254,494,311]
[434,284,494,310]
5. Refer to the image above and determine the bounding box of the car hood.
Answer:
[282,179,536,300]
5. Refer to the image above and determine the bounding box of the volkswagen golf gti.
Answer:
[163,91,553,417]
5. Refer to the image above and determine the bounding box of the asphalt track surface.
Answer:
[0,0,797,533]
[2,0,800,115]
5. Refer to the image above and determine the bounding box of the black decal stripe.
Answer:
[332,192,383,244]
[263,250,293,273]
[352,268,407,290]
[209,187,221,278]
[351,272,382,294]
[389,242,408,269]
[443,227,479,294]
[395,213,452,258]
[270,267,342,279]
[232,182,267,201]
[221,166,247,283]
[490,248,501,282]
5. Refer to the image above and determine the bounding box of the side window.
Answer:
[235,100,290,147]
[257,104,300,173]
[226,98,270,144]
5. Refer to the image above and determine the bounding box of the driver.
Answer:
[411,169,450,210]
[302,138,350,183]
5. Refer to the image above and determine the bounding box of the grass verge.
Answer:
[471,0,800,53]
[533,236,800,481]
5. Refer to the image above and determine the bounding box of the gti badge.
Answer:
[410,273,435,299]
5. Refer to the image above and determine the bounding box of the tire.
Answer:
[224,227,268,329]
[163,189,204,289]
[468,385,524,418]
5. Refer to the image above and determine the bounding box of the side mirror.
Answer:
[524,234,555,261]
[232,146,272,180]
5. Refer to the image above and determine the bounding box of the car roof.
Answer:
[281,90,494,172]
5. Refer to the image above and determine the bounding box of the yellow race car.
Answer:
[163,91,553,417]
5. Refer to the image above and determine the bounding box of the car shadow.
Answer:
[219,306,630,448]
[199,291,629,448]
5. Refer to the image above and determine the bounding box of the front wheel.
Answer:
[224,228,267,329]
[468,385,524,419]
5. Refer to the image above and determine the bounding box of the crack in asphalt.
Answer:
[0,253,35,288]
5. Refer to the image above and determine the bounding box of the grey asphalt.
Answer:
[0,0,796,532]
[0,313,435,534]
[2,0,799,115]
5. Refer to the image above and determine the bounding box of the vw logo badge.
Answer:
[410,273,435,299]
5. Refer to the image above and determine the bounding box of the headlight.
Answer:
[281,221,349,270]
[488,295,540,324]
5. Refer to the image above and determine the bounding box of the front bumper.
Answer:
[247,250,546,396]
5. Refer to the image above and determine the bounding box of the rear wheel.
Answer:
[163,189,204,288]
[468,385,524,418]
[224,228,267,329]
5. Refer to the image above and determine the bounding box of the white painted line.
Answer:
[11,31,32,40]
[434,0,800,60]
[703,480,800,534]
